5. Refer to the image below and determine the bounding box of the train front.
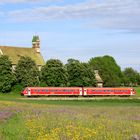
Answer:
[21,88,28,96]
[131,88,136,96]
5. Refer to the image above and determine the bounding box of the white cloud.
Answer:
[0,0,62,4]
[1,0,140,31]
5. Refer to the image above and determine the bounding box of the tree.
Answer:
[123,67,140,86]
[89,55,123,87]
[15,56,39,87]
[0,55,15,92]
[66,59,96,87]
[41,59,68,87]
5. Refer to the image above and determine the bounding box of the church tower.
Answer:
[32,35,40,53]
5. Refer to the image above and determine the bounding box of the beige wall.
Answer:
[97,83,103,87]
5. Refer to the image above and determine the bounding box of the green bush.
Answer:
[11,84,24,94]
[0,55,16,93]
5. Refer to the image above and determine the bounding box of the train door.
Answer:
[84,88,87,96]
[79,88,82,96]
[27,88,31,96]
[130,89,134,95]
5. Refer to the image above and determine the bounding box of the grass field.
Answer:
[0,87,140,140]
[135,87,140,96]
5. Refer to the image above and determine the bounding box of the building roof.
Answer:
[0,46,45,66]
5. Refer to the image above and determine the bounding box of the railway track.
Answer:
[20,97,140,100]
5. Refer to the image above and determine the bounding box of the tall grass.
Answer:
[0,101,139,140]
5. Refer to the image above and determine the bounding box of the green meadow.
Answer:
[0,87,140,140]
[135,87,140,96]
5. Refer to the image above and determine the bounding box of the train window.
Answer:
[46,90,48,92]
[104,90,106,92]
[108,90,110,92]
[92,90,95,92]
[42,90,44,92]
[38,90,40,92]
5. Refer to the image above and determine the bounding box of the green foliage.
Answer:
[11,84,24,94]
[41,59,68,87]
[123,67,140,86]
[89,55,123,87]
[66,59,96,87]
[15,56,39,87]
[0,55,15,93]
[39,81,48,87]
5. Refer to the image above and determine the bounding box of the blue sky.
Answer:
[0,0,140,71]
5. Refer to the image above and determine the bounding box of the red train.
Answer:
[21,87,136,97]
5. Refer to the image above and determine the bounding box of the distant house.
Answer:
[0,36,45,71]
[94,70,103,87]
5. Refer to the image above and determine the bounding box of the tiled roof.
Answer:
[0,46,45,66]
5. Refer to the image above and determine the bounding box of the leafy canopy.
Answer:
[123,67,140,86]
[0,55,15,92]
[41,59,68,87]
[66,59,96,87]
[89,55,123,87]
[15,56,39,87]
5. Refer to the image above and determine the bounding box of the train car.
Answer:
[21,87,83,97]
[21,87,136,97]
[83,87,136,96]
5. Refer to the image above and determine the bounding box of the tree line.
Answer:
[0,55,140,93]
